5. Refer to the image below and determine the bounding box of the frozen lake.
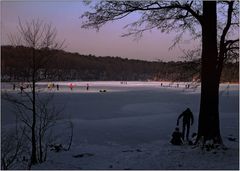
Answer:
[1,81,239,169]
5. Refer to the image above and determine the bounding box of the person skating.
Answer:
[86,84,89,91]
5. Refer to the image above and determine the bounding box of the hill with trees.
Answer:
[1,45,238,82]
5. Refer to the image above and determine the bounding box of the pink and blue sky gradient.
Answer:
[1,1,199,61]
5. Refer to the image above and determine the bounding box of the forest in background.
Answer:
[1,45,238,82]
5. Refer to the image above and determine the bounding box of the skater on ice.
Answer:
[69,83,73,90]
[86,84,89,91]
[20,83,24,93]
[48,83,51,89]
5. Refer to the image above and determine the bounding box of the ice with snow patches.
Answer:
[1,81,239,169]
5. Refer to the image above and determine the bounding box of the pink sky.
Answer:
[1,1,199,61]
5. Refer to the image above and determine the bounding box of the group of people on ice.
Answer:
[12,82,91,92]
[47,83,90,91]
[170,108,196,146]
[48,83,59,90]
[12,83,31,93]
[67,83,89,91]
[160,82,195,89]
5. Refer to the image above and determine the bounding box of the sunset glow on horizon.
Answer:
[1,1,199,62]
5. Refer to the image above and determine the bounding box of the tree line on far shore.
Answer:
[1,45,238,83]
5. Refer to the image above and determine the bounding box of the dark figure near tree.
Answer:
[177,108,194,141]
[170,127,183,145]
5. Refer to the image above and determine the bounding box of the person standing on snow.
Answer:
[177,108,194,141]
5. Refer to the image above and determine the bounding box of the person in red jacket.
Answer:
[69,83,73,90]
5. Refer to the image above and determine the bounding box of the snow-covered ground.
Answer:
[1,81,239,170]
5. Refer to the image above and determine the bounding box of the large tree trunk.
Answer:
[197,1,222,144]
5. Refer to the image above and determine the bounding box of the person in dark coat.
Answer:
[86,84,89,91]
[170,127,183,145]
[20,86,24,93]
[177,108,194,141]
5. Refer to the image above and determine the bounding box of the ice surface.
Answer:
[1,81,239,169]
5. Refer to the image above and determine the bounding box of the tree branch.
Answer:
[81,1,203,30]
[217,1,234,76]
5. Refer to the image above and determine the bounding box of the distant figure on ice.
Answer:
[20,85,24,93]
[48,83,51,89]
[170,127,183,145]
[56,84,59,90]
[86,84,89,91]
[69,83,73,90]
[177,108,194,141]
[13,83,16,90]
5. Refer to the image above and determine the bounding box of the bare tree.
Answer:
[1,128,27,170]
[66,119,74,151]
[81,1,239,146]
[5,18,64,165]
[35,94,63,163]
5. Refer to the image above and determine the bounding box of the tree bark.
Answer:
[196,1,222,144]
[31,47,38,164]
[39,129,43,163]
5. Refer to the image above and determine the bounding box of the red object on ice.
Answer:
[69,83,73,90]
